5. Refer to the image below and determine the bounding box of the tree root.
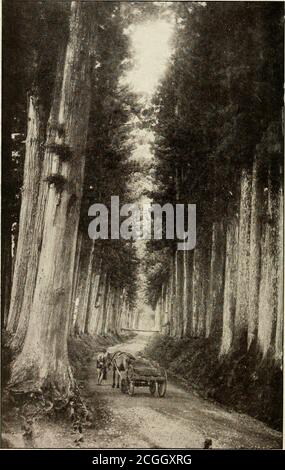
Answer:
[6,377,92,440]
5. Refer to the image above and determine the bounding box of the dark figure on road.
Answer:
[204,438,213,449]
[96,350,111,385]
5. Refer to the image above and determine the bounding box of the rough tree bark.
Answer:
[118,289,127,333]
[220,214,239,356]
[11,46,67,351]
[182,251,188,337]
[207,221,226,339]
[98,273,108,335]
[192,243,209,338]
[85,263,101,336]
[1,119,13,329]
[92,273,103,335]
[69,230,83,333]
[9,1,96,401]
[247,157,263,349]
[100,274,110,335]
[164,280,170,335]
[175,250,184,338]
[117,289,126,332]
[169,254,175,337]
[74,239,91,334]
[7,95,43,333]
[80,240,95,333]
[234,169,252,349]
[275,173,283,365]
[257,169,280,358]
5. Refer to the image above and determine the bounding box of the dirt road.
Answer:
[86,333,282,449]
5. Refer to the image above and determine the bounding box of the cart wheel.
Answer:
[121,378,128,394]
[149,381,157,396]
[128,381,135,396]
[157,380,167,398]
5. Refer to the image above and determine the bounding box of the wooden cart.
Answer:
[120,358,167,397]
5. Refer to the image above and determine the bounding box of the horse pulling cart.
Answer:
[118,358,167,397]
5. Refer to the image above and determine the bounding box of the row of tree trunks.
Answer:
[9,1,96,398]
[4,1,137,406]
[70,239,135,337]
[154,149,282,368]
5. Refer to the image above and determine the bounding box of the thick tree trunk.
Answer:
[2,227,12,329]
[99,273,109,335]
[247,158,263,349]
[184,251,193,337]
[84,254,100,335]
[275,175,283,365]
[81,241,95,333]
[102,275,112,335]
[7,95,43,333]
[9,1,95,399]
[191,248,199,336]
[86,261,102,336]
[115,289,122,333]
[120,295,126,330]
[234,169,252,349]
[69,231,83,333]
[160,284,165,332]
[175,250,184,338]
[155,296,162,332]
[257,169,280,358]
[1,124,13,329]
[74,239,91,334]
[207,221,226,339]
[1,74,14,329]
[109,288,117,334]
[122,294,130,331]
[113,288,121,335]
[169,254,175,336]
[11,46,67,351]
[220,215,239,356]
[94,273,106,335]
[106,287,114,334]
[182,251,188,337]
[124,300,129,331]
[117,289,126,332]
[161,283,168,332]
[75,240,95,333]
[192,244,208,338]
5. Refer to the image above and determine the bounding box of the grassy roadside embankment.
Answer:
[145,334,282,431]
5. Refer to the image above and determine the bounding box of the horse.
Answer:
[110,351,135,389]
[96,350,112,385]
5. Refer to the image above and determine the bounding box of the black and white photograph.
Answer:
[1,0,284,454]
